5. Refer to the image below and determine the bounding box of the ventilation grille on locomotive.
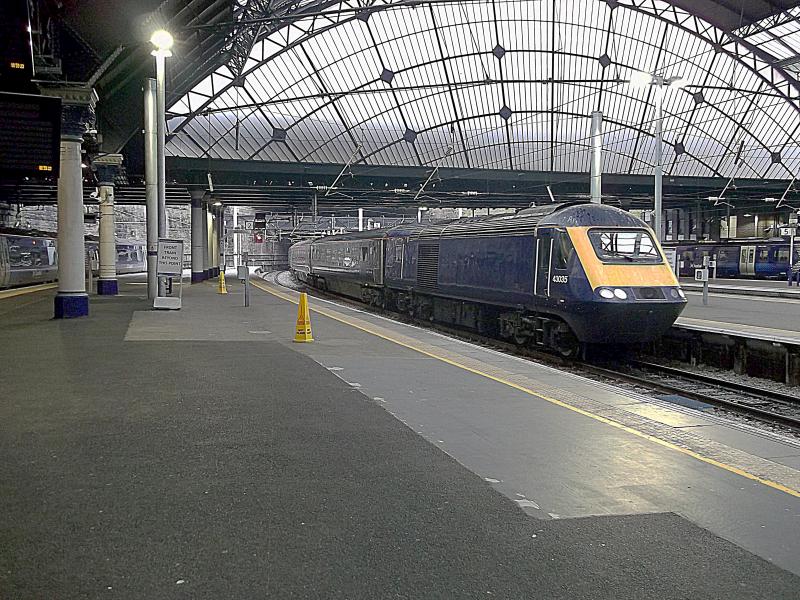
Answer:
[417,243,439,290]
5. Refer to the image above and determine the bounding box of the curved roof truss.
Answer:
[166,0,800,181]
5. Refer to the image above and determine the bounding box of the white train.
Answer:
[0,228,146,289]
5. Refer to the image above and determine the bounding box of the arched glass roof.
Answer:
[166,0,800,180]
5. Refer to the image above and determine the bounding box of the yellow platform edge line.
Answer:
[0,283,58,300]
[251,279,800,499]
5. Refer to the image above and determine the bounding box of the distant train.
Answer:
[289,202,687,355]
[0,229,146,289]
[665,240,799,280]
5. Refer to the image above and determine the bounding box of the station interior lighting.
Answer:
[629,71,654,88]
[629,71,686,88]
[213,201,222,206]
[150,29,174,53]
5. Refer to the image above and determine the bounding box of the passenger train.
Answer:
[289,202,687,355]
[0,228,147,289]
[665,240,799,280]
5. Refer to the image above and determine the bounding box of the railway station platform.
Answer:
[676,279,800,346]
[2,275,800,598]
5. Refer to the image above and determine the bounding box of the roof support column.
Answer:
[190,190,206,282]
[144,79,159,298]
[47,87,96,319]
[217,205,225,275]
[93,154,124,295]
[590,111,603,204]
[206,203,215,278]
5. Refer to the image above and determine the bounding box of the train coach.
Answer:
[289,202,687,355]
[665,239,798,280]
[0,228,147,289]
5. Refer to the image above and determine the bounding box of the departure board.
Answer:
[0,92,61,177]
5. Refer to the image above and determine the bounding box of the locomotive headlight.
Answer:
[669,288,680,299]
[613,288,628,300]
[599,288,615,299]
[677,288,686,299]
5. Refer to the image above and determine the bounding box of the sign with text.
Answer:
[156,238,184,275]
[663,248,678,275]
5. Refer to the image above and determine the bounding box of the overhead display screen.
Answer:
[0,92,61,178]
[0,0,34,90]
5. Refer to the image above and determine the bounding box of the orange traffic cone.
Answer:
[294,292,313,343]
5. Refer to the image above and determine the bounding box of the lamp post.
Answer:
[630,72,687,242]
[150,29,173,295]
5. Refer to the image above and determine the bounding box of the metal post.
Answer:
[654,79,664,241]
[789,234,795,287]
[218,205,225,275]
[312,192,318,219]
[155,51,168,296]
[190,189,205,283]
[233,206,239,269]
[702,255,709,306]
[358,207,364,232]
[144,78,159,298]
[590,110,602,204]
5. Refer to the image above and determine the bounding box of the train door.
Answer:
[534,229,554,297]
[739,245,756,276]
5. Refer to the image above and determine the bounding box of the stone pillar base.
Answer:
[191,271,205,283]
[54,294,89,319]
[97,279,119,295]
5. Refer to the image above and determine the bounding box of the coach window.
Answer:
[553,231,573,269]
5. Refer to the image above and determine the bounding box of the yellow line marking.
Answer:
[0,283,57,300]
[251,279,800,499]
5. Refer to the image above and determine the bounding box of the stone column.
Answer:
[190,190,206,282]
[92,154,123,295]
[45,87,97,318]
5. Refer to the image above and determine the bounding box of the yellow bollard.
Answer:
[217,270,228,294]
[294,292,313,342]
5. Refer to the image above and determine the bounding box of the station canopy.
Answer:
[166,0,800,181]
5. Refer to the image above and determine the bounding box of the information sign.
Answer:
[780,227,797,237]
[694,269,708,282]
[156,238,184,276]
[244,220,254,230]
[663,248,678,275]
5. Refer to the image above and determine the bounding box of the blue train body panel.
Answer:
[436,235,534,306]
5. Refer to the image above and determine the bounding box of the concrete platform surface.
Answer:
[678,286,800,336]
[1,277,800,598]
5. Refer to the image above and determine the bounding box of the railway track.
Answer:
[264,270,800,433]
[583,361,800,430]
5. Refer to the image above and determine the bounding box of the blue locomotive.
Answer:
[665,240,798,280]
[289,202,686,355]
[0,228,147,289]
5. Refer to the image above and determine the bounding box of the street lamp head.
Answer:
[150,29,174,53]
[629,71,654,88]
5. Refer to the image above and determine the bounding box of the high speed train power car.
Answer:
[289,202,687,355]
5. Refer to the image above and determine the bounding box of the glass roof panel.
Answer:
[166,0,800,180]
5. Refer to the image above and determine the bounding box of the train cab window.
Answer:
[588,229,662,264]
[553,231,573,270]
